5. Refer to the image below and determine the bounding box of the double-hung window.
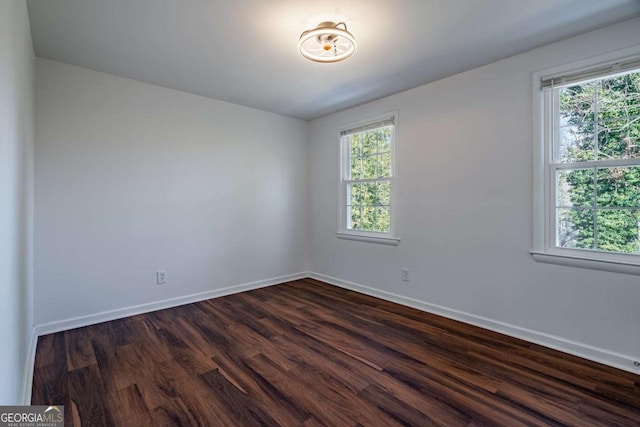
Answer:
[337,113,398,245]
[533,50,640,274]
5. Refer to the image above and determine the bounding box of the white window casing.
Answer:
[532,45,640,275]
[337,111,400,245]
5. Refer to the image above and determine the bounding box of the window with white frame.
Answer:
[535,52,640,271]
[338,113,398,245]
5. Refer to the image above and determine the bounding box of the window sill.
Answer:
[336,232,400,246]
[530,250,640,276]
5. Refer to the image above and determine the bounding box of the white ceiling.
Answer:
[27,0,640,120]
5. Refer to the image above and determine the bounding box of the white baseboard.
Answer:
[34,272,307,336]
[307,272,640,375]
[22,327,37,405]
[29,270,639,387]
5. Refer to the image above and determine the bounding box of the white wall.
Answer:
[0,0,35,405]
[35,59,308,326]
[309,18,640,370]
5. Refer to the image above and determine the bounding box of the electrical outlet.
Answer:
[156,271,167,285]
[401,268,410,282]
[634,361,640,370]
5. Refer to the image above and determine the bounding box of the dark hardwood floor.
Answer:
[32,278,640,426]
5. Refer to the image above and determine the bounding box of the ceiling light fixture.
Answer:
[298,21,356,63]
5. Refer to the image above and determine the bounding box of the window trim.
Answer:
[337,111,400,245]
[532,45,640,275]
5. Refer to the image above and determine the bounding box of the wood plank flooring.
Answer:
[32,278,640,426]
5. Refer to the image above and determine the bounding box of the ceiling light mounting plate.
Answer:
[299,21,356,63]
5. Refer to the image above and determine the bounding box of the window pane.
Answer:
[378,126,392,152]
[375,207,390,232]
[362,206,376,231]
[597,166,640,208]
[350,134,362,157]
[597,72,640,122]
[377,181,390,205]
[362,154,377,179]
[377,152,392,177]
[349,183,363,205]
[556,168,594,208]
[596,209,640,254]
[557,208,594,249]
[596,72,640,160]
[597,117,640,160]
[348,205,362,230]
[557,83,596,163]
[350,155,363,180]
[362,131,377,156]
[557,125,595,162]
[559,84,595,125]
[361,182,377,205]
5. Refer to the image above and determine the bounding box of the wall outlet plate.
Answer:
[401,268,410,282]
[156,271,167,285]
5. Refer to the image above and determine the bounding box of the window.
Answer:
[337,113,399,245]
[533,49,640,274]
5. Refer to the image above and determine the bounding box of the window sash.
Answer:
[345,176,392,233]
[550,163,640,251]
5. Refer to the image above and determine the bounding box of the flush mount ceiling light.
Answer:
[298,21,356,63]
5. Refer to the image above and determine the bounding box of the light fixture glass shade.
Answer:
[299,22,356,63]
